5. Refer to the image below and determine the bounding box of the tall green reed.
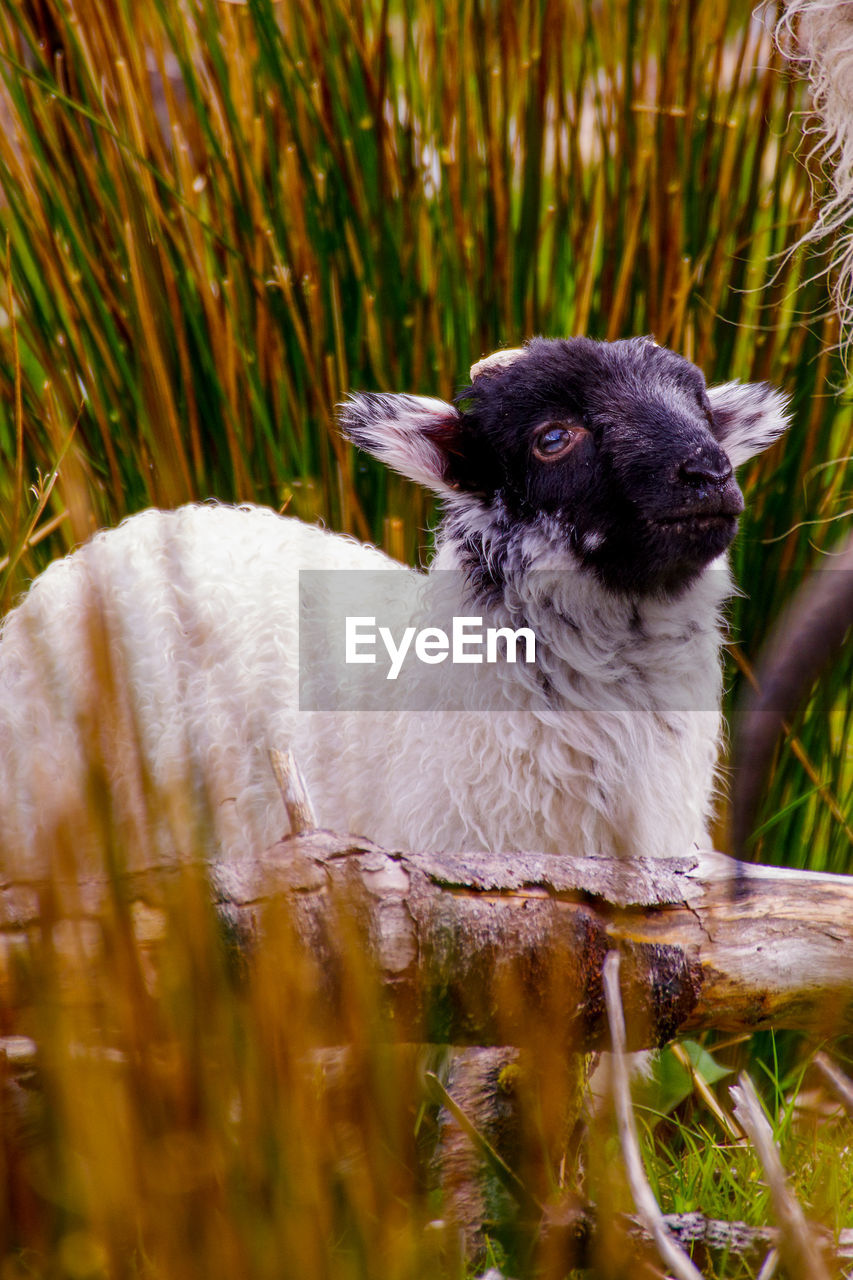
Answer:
[0,2,849,849]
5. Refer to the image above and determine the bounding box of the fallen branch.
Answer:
[475,1199,853,1272]
[4,831,853,1048]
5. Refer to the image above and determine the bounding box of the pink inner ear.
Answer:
[425,415,464,458]
[416,416,469,490]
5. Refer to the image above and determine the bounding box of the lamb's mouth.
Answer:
[655,484,745,530]
[655,511,739,530]
[651,510,740,555]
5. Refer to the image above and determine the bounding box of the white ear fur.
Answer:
[338,392,460,493]
[707,381,791,468]
[469,347,526,381]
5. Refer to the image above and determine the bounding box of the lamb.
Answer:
[0,336,789,870]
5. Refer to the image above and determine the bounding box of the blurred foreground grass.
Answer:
[1,1,853,1275]
[1,858,450,1278]
[5,819,853,1279]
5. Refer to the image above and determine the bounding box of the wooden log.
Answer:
[3,833,853,1048]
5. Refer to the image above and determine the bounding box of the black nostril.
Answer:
[679,455,733,487]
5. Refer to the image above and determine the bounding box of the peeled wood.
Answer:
[215,833,853,1046]
[268,747,318,836]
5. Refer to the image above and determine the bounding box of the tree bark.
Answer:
[3,831,853,1049]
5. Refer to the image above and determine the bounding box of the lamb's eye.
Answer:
[533,422,585,462]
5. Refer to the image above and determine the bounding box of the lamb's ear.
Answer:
[707,381,791,468]
[339,393,463,494]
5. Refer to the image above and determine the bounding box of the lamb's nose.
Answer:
[678,453,733,488]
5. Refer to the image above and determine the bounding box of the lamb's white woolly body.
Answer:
[1,501,724,864]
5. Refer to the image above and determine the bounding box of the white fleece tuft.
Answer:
[777,1,853,354]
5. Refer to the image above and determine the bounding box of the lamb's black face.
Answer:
[339,335,790,600]
[456,337,744,596]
